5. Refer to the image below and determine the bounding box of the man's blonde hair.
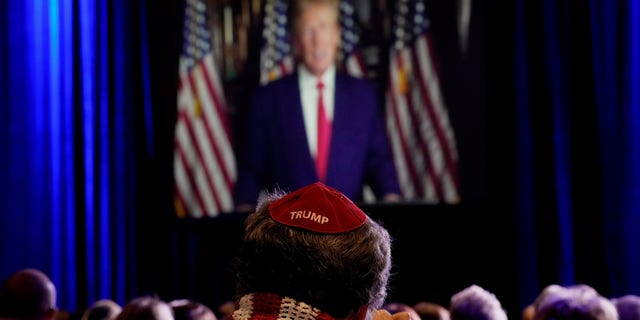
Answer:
[290,0,340,35]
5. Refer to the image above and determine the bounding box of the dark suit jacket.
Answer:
[234,71,400,206]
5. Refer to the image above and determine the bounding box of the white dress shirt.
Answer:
[298,64,335,159]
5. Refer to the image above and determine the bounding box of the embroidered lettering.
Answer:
[289,210,329,224]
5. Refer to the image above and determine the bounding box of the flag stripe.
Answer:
[175,97,206,217]
[182,70,223,214]
[412,35,461,201]
[191,60,236,200]
[390,50,441,200]
[174,139,206,218]
[177,104,222,215]
[386,60,423,198]
[403,47,445,201]
[386,0,461,203]
[174,0,236,217]
[202,57,233,148]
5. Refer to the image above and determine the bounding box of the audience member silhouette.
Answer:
[0,268,58,320]
[115,296,173,320]
[413,302,450,320]
[533,284,617,320]
[612,295,640,320]
[230,182,407,320]
[81,299,122,320]
[522,304,535,320]
[383,303,422,320]
[215,302,234,320]
[168,299,216,320]
[523,284,601,320]
[522,284,567,320]
[449,285,507,320]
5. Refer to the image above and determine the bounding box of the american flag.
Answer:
[174,0,236,217]
[339,0,366,78]
[385,0,461,203]
[259,0,293,85]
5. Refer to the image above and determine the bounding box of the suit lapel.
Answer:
[285,73,318,179]
[326,74,345,183]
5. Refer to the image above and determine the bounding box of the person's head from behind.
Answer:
[115,296,173,320]
[533,285,617,320]
[383,303,421,320]
[413,302,450,320]
[168,299,216,320]
[522,284,597,320]
[521,284,568,320]
[290,0,341,77]
[234,182,392,319]
[215,301,234,320]
[449,285,507,320]
[612,295,640,320]
[0,268,57,320]
[81,299,122,320]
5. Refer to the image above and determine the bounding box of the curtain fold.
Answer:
[0,0,139,311]
[513,0,640,308]
[592,0,640,295]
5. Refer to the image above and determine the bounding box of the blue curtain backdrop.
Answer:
[2,0,640,316]
[509,0,640,310]
[0,0,142,311]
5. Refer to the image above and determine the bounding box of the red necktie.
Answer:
[316,81,331,181]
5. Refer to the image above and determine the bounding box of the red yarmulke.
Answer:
[268,182,367,233]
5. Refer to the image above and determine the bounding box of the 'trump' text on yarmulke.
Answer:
[269,182,366,233]
[289,210,329,224]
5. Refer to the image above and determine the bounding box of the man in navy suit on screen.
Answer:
[234,0,401,211]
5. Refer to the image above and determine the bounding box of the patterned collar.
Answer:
[231,293,336,320]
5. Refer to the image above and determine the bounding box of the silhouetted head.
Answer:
[115,296,173,320]
[0,268,57,320]
[449,285,507,320]
[534,285,617,320]
[383,302,422,320]
[82,299,122,320]
[612,295,640,320]
[168,299,216,320]
[413,302,451,320]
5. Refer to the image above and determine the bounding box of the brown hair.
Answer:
[234,190,393,318]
